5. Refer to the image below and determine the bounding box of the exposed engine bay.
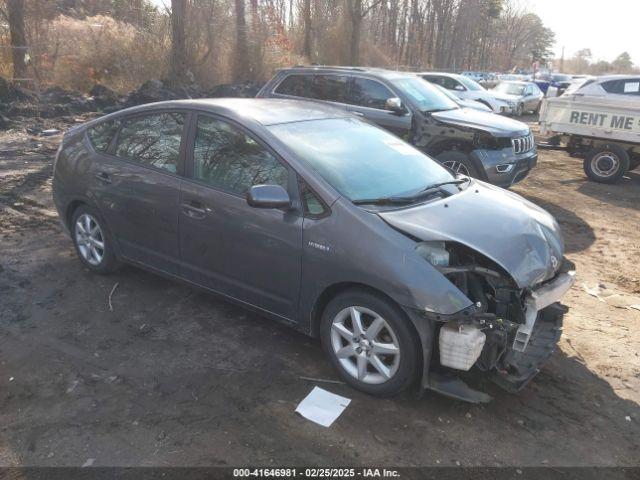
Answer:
[416,241,575,402]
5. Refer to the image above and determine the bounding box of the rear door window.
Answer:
[114,112,185,174]
[87,120,118,153]
[275,75,310,98]
[349,78,395,110]
[308,75,349,103]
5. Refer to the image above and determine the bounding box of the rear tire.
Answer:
[583,144,629,184]
[436,150,480,178]
[320,290,420,397]
[71,205,120,274]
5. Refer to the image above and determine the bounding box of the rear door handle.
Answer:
[95,171,112,184]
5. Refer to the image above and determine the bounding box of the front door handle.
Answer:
[95,171,112,184]
[181,201,209,219]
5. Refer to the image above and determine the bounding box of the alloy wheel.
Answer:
[442,160,471,176]
[330,306,401,385]
[75,213,105,266]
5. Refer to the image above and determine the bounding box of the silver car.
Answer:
[491,81,544,116]
[52,98,574,403]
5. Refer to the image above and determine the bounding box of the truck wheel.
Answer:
[583,144,630,184]
[436,151,480,178]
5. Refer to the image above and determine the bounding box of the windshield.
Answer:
[457,75,485,91]
[268,118,453,202]
[494,82,525,96]
[392,77,459,112]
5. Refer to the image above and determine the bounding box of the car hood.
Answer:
[459,99,492,112]
[378,181,564,288]
[490,91,522,102]
[431,108,529,136]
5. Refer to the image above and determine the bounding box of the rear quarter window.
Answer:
[87,120,118,153]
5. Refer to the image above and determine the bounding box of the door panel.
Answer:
[92,110,187,274]
[179,114,303,319]
[94,158,182,273]
[179,182,302,318]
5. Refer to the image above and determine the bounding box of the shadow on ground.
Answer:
[576,170,640,211]
[520,194,596,254]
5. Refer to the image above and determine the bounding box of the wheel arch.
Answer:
[309,282,414,339]
[65,198,89,230]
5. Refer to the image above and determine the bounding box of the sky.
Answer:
[516,0,638,64]
[148,0,639,65]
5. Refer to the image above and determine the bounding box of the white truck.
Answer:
[539,77,640,183]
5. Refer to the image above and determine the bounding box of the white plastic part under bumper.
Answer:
[512,271,576,352]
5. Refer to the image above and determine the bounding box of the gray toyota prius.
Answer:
[53,98,574,402]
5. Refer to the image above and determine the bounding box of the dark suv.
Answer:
[258,67,537,187]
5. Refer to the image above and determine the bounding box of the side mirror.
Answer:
[385,97,404,114]
[454,84,466,92]
[246,184,291,209]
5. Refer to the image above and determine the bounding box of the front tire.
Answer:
[515,103,524,116]
[71,205,120,274]
[436,150,480,178]
[583,144,629,184]
[320,290,420,397]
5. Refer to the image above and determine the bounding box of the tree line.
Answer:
[1,0,557,91]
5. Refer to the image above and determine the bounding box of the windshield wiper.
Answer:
[397,178,470,201]
[352,178,469,206]
[352,196,416,206]
[353,179,468,206]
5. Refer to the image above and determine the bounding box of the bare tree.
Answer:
[168,0,188,85]
[345,0,382,65]
[302,0,312,58]
[6,0,28,81]
[233,0,249,81]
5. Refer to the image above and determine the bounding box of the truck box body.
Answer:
[540,95,640,142]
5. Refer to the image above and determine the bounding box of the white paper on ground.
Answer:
[295,386,351,427]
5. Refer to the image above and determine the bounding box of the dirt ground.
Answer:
[0,113,639,468]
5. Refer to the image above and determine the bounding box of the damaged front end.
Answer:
[416,241,575,403]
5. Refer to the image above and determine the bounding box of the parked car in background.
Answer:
[259,66,537,186]
[419,72,515,114]
[491,81,544,116]
[433,84,493,112]
[461,71,486,82]
[562,75,640,103]
[546,73,573,97]
[53,98,574,402]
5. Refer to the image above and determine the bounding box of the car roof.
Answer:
[275,65,416,81]
[92,98,351,127]
[498,80,529,86]
[593,74,640,83]
[418,72,461,78]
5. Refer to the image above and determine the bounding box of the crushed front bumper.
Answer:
[471,147,538,187]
